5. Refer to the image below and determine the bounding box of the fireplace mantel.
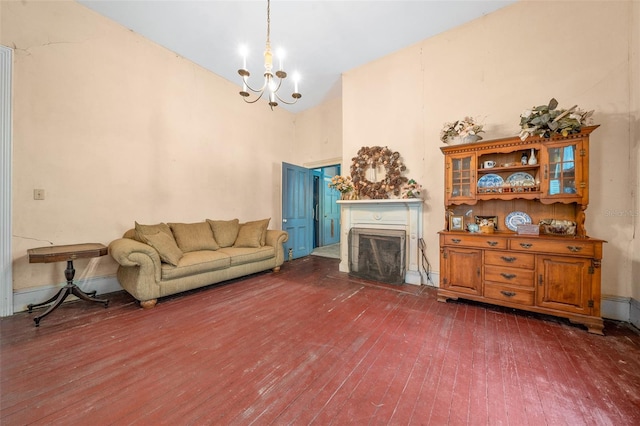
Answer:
[337,199,424,206]
[337,198,423,285]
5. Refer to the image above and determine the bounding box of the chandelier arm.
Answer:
[273,92,301,105]
[242,91,266,104]
[242,76,269,94]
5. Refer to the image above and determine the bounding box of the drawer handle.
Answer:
[500,290,516,298]
[487,241,498,247]
[451,238,461,243]
[500,256,517,263]
[500,273,517,280]
[567,245,583,253]
[520,243,533,249]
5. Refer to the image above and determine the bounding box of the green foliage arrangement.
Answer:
[519,98,594,141]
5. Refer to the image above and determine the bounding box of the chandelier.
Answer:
[238,0,301,110]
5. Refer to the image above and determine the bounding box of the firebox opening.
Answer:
[348,227,406,285]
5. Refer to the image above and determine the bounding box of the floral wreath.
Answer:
[350,146,408,199]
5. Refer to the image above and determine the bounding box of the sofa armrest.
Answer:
[265,229,289,266]
[108,238,162,283]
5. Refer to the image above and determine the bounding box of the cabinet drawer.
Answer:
[484,265,534,287]
[484,251,535,269]
[509,238,596,257]
[444,234,507,249]
[484,283,534,306]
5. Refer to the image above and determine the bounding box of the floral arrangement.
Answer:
[440,117,484,144]
[401,179,422,199]
[519,98,594,141]
[328,175,354,194]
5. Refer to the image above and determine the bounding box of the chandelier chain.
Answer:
[266,0,271,45]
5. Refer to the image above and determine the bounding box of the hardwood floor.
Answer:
[1,256,639,425]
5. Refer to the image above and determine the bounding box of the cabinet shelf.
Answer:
[477,164,540,174]
[476,192,541,201]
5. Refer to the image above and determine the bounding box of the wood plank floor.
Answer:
[1,256,639,425]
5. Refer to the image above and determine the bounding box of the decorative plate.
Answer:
[505,211,532,232]
[506,172,535,185]
[477,174,504,188]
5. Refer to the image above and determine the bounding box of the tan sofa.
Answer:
[108,219,288,308]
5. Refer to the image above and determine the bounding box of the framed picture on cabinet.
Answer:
[449,215,464,231]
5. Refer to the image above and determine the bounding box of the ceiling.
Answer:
[79,0,515,113]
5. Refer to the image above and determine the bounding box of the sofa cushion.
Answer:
[207,219,240,248]
[234,218,270,248]
[161,250,231,281]
[219,246,275,266]
[169,222,220,252]
[134,221,173,243]
[139,231,183,266]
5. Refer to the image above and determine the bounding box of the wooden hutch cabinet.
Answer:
[438,126,605,334]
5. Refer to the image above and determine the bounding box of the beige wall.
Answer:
[343,0,638,299]
[2,1,296,291]
[632,0,640,302]
[293,96,343,168]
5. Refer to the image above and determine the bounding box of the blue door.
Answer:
[282,162,313,259]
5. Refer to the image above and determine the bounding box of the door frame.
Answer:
[287,158,342,255]
[313,164,341,247]
[1,45,13,316]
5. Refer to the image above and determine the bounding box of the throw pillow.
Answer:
[139,231,183,266]
[134,221,172,243]
[206,219,240,248]
[169,222,220,252]
[234,218,270,248]
[243,218,271,246]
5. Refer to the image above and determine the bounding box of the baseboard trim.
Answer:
[601,294,632,322]
[13,275,122,313]
[630,297,640,329]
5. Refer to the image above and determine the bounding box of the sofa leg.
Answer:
[272,266,281,273]
[140,299,157,309]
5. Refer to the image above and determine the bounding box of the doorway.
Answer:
[281,162,341,260]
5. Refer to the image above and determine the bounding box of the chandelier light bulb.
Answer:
[277,48,285,71]
[293,72,300,94]
[268,78,277,92]
[239,45,248,70]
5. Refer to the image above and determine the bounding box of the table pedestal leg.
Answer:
[28,260,109,326]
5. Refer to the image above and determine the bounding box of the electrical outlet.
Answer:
[33,189,45,200]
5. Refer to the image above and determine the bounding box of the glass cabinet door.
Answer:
[447,154,475,202]
[543,141,583,200]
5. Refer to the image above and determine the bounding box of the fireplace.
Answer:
[349,228,406,284]
[337,199,423,285]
